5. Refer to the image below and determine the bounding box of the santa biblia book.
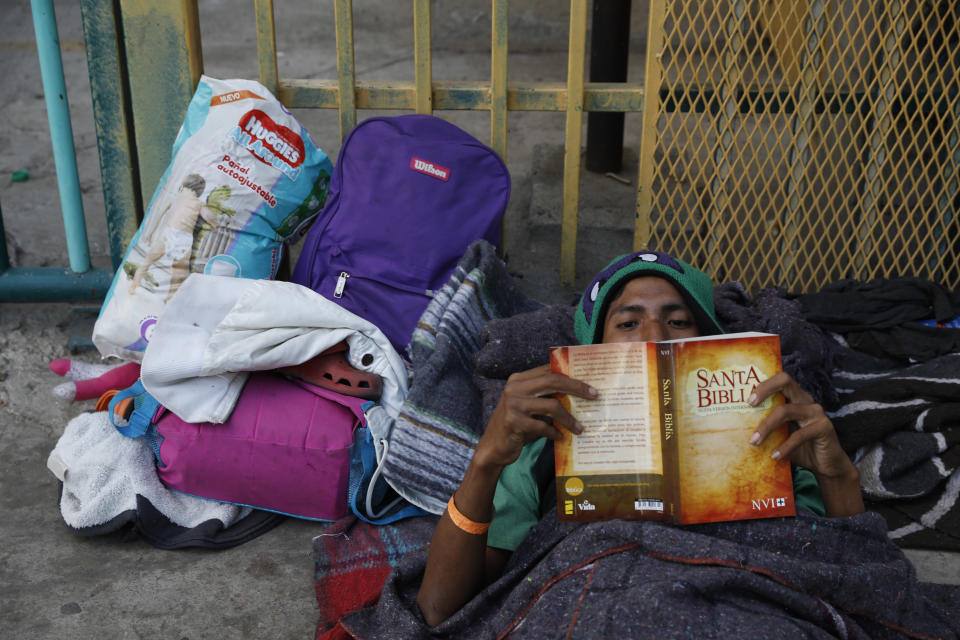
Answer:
[550,332,796,524]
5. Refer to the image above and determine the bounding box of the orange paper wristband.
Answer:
[446,496,490,535]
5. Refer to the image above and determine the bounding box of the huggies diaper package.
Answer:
[94,75,333,361]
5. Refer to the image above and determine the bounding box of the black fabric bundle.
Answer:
[797,277,960,362]
[58,485,285,550]
[797,277,960,330]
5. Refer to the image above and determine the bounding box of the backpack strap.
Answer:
[348,403,428,524]
[108,380,163,439]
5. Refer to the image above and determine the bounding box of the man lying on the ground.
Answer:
[416,250,865,627]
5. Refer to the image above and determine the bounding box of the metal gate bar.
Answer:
[0,0,114,302]
[32,0,89,273]
[255,0,643,284]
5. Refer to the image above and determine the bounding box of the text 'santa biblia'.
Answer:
[551,332,796,524]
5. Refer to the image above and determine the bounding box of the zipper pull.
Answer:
[334,271,350,298]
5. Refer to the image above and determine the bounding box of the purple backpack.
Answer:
[111,373,367,520]
[291,115,510,356]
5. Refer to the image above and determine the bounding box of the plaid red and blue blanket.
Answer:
[313,514,437,638]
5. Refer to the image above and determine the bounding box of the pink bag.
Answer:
[112,372,367,520]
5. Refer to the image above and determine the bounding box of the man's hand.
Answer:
[418,364,597,627]
[749,371,864,517]
[474,364,597,470]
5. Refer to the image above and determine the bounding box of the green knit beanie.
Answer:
[574,250,723,345]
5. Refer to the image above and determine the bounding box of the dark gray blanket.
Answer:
[341,511,960,639]
[713,282,838,406]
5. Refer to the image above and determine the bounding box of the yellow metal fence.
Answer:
[108,0,959,293]
[253,0,635,286]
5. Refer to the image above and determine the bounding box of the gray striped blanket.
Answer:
[830,344,960,550]
[380,240,541,514]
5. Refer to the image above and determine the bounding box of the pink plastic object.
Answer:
[277,342,383,400]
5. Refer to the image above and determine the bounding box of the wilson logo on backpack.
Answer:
[410,157,450,181]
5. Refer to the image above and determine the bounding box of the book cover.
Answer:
[551,332,796,524]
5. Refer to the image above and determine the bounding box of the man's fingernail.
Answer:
[771,450,781,460]
[574,421,585,433]
[749,432,761,446]
[748,393,758,406]
[588,386,598,397]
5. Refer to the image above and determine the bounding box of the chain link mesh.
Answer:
[639,0,959,293]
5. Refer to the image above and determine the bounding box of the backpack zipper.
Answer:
[332,269,434,298]
[334,271,350,298]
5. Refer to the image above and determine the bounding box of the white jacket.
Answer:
[140,274,408,438]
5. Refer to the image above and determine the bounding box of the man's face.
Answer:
[600,276,700,343]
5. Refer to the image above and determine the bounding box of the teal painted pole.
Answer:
[31,0,91,273]
[0,267,113,302]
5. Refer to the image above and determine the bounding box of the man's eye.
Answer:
[618,320,638,329]
[668,317,693,328]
